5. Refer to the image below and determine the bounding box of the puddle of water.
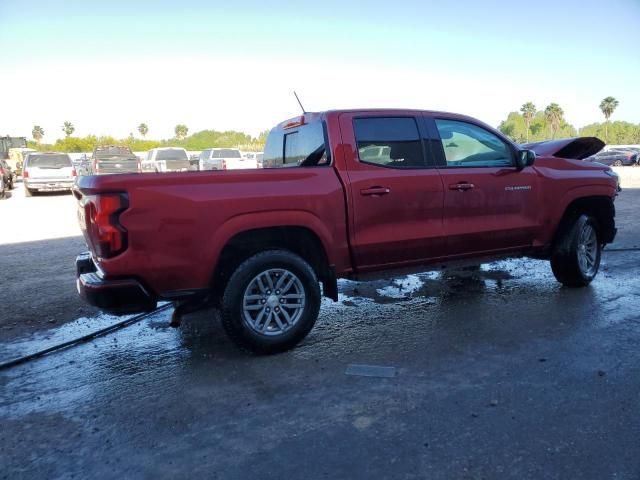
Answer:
[0,304,170,364]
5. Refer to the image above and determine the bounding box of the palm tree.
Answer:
[544,103,564,139]
[32,125,45,144]
[62,121,75,137]
[138,123,149,138]
[174,124,188,140]
[520,102,536,143]
[599,96,619,143]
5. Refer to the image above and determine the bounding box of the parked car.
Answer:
[142,147,191,172]
[90,145,140,175]
[23,152,76,196]
[585,149,637,166]
[199,148,259,170]
[613,147,640,163]
[0,159,16,198]
[71,154,91,176]
[0,159,16,190]
[7,147,36,176]
[242,151,265,168]
[74,109,618,354]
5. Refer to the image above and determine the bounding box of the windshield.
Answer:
[156,149,188,161]
[27,154,72,168]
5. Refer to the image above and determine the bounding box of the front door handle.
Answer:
[360,186,391,196]
[448,182,475,191]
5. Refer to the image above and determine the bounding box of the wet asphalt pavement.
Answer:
[1,190,639,479]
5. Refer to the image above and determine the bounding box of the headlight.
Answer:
[604,169,621,191]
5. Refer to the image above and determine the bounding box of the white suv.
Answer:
[199,148,258,170]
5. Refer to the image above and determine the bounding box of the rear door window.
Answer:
[353,117,425,168]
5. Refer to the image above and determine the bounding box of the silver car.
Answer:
[22,153,76,196]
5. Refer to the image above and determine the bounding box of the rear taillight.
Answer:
[22,169,28,178]
[84,193,128,259]
[72,167,77,177]
[222,159,227,170]
[0,167,5,175]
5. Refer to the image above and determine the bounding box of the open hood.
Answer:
[522,137,604,160]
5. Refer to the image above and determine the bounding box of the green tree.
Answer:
[520,102,536,143]
[544,103,564,139]
[32,125,45,144]
[599,96,619,143]
[138,123,149,138]
[62,121,75,137]
[174,124,189,140]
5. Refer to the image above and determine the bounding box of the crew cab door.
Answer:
[426,116,540,254]
[338,112,446,271]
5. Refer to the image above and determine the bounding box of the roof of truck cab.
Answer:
[275,109,495,133]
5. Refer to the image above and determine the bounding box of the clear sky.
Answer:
[1,0,638,142]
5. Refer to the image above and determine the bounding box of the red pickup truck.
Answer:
[74,109,618,354]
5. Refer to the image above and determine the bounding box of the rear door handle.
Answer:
[360,186,391,196]
[448,182,475,191]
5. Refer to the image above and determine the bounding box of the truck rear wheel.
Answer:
[221,250,321,354]
[550,214,601,287]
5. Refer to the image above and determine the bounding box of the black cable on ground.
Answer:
[0,304,173,371]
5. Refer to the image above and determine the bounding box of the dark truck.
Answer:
[74,109,618,354]
[90,145,140,175]
[0,136,27,159]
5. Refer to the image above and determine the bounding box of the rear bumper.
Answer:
[76,252,157,314]
[25,180,74,191]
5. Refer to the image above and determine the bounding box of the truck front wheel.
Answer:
[221,250,321,354]
[550,214,602,287]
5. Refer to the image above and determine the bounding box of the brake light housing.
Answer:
[22,169,29,178]
[282,116,306,129]
[81,193,128,259]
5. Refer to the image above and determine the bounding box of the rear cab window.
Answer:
[263,119,329,168]
[213,149,241,159]
[155,149,188,161]
[94,146,133,157]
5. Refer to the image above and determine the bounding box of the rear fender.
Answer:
[205,210,336,276]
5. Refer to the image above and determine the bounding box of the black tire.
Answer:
[550,214,601,287]
[24,186,33,197]
[221,250,321,354]
[0,179,5,199]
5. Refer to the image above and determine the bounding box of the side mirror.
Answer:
[516,149,535,170]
